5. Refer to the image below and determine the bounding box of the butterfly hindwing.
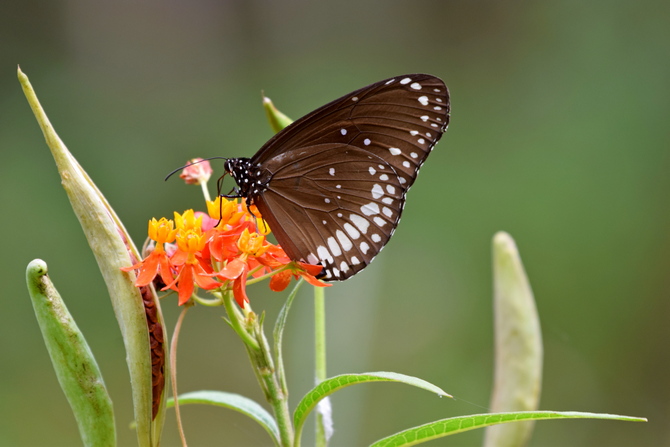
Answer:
[253,145,405,279]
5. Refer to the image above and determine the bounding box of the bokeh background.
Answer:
[1,1,668,446]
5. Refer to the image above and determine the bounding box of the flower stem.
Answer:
[200,179,211,202]
[222,290,294,446]
[222,290,260,351]
[170,303,192,447]
[314,285,328,446]
[248,325,294,447]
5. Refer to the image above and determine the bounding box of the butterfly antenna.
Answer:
[164,156,228,181]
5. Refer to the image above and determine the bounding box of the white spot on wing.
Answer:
[317,246,333,263]
[361,202,380,216]
[402,161,411,168]
[382,207,393,217]
[410,82,421,90]
[410,152,418,159]
[307,253,319,264]
[364,138,371,146]
[343,223,361,240]
[336,230,353,251]
[379,174,389,181]
[327,237,342,256]
[389,147,401,156]
[340,261,350,273]
[351,256,361,265]
[386,185,396,194]
[371,184,384,199]
[329,168,335,176]
[373,217,386,227]
[400,77,411,84]
[421,115,429,122]
[418,96,429,105]
[371,234,382,243]
[369,167,376,175]
[350,214,370,234]
[360,242,370,254]
[340,128,347,135]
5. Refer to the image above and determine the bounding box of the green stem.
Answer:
[249,325,294,447]
[246,264,290,286]
[314,285,328,446]
[222,291,260,351]
[222,290,294,446]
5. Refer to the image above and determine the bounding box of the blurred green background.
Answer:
[1,1,668,446]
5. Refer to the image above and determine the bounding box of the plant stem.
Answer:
[223,291,294,446]
[170,303,191,447]
[314,285,328,446]
[249,325,294,447]
[222,291,260,351]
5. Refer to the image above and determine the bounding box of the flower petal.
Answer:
[232,274,249,308]
[218,258,246,280]
[270,270,292,292]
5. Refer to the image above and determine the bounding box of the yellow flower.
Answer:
[147,217,177,245]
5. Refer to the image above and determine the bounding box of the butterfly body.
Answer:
[223,74,450,281]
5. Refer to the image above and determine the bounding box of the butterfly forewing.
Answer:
[237,74,450,280]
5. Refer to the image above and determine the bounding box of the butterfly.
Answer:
[221,74,450,281]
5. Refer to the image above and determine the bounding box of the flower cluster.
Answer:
[123,196,327,307]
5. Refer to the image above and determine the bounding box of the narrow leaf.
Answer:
[370,411,647,447]
[167,390,280,445]
[485,231,543,447]
[26,259,116,447]
[294,372,450,444]
[273,278,304,396]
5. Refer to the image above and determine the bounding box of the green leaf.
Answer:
[369,411,647,447]
[486,231,543,447]
[294,372,450,444]
[273,279,304,396]
[167,391,280,445]
[263,94,293,133]
[26,259,116,447]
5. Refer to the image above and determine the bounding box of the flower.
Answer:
[122,218,176,287]
[270,262,330,292]
[163,222,220,305]
[123,194,329,308]
[179,158,213,185]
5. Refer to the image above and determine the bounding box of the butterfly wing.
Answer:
[251,74,450,280]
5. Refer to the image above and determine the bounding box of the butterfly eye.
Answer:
[224,74,450,281]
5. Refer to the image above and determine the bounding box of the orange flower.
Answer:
[122,218,177,287]
[124,194,326,308]
[163,224,220,305]
[269,262,330,292]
